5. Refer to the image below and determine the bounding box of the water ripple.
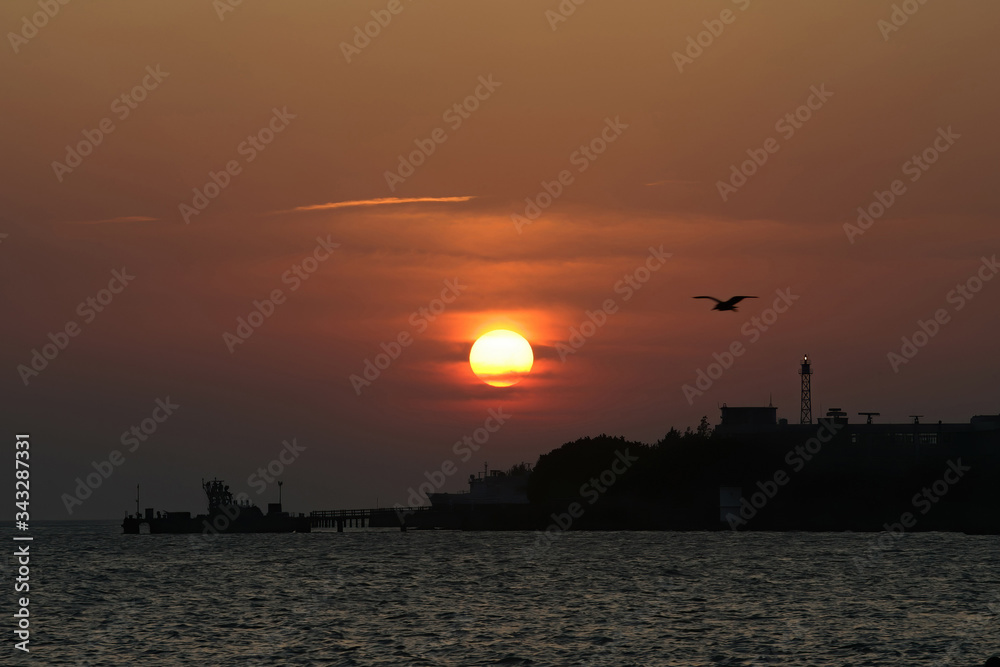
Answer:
[5,524,999,666]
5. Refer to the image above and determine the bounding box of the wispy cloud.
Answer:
[65,216,160,225]
[644,179,699,187]
[275,196,476,214]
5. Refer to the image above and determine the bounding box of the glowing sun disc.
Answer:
[469,330,534,387]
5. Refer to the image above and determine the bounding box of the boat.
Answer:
[122,478,311,534]
[415,463,541,530]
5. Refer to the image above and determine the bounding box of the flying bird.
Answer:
[693,295,757,311]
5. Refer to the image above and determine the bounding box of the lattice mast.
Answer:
[799,354,812,425]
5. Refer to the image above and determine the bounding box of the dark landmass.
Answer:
[408,413,1000,533]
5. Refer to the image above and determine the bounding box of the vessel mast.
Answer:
[799,354,813,424]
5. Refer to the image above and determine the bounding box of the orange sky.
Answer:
[2,0,999,518]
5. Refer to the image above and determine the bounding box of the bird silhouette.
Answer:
[693,295,757,311]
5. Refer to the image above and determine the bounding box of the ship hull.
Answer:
[123,477,311,534]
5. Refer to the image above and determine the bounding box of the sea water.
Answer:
[4,522,998,666]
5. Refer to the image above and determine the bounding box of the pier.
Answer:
[309,507,432,531]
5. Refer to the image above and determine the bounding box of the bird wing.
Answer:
[692,296,722,303]
[726,296,758,305]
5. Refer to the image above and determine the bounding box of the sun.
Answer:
[469,330,534,387]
